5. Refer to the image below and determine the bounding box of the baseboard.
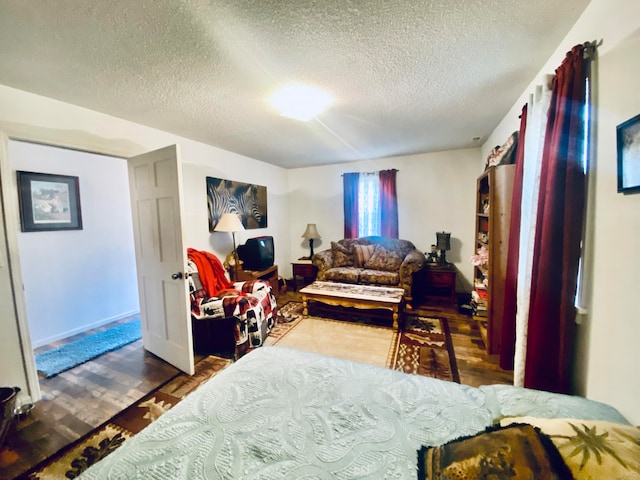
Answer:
[31,310,140,348]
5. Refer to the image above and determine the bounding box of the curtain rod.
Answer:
[341,168,398,177]
[583,39,602,60]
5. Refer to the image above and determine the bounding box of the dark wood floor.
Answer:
[408,299,513,387]
[0,290,512,479]
[0,318,181,479]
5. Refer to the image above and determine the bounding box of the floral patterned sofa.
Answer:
[312,236,426,303]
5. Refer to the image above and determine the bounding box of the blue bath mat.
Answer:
[35,319,142,378]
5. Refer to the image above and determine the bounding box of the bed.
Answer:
[79,347,631,479]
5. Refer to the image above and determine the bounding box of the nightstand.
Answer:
[291,260,317,291]
[413,263,457,304]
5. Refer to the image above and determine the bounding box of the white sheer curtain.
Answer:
[358,172,380,236]
[513,77,553,386]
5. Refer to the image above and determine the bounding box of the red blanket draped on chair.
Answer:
[187,248,232,296]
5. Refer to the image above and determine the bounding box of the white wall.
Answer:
[484,0,640,160]
[9,141,139,346]
[180,153,290,274]
[0,85,291,269]
[586,27,640,425]
[0,85,289,404]
[287,148,481,291]
[483,0,640,423]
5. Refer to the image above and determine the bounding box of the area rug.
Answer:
[35,319,142,378]
[270,301,459,383]
[270,315,397,368]
[23,355,231,479]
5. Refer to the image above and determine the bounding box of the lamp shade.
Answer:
[436,231,451,251]
[214,213,245,233]
[301,223,321,239]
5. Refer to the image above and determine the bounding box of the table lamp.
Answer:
[214,213,245,278]
[301,223,321,259]
[436,231,451,264]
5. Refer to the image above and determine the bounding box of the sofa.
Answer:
[312,236,426,303]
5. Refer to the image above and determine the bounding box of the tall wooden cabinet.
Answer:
[472,164,515,354]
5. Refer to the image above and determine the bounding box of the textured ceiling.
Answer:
[0,0,590,168]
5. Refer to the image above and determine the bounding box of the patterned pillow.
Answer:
[417,423,573,480]
[352,244,375,267]
[331,241,354,267]
[500,417,640,479]
[364,245,403,272]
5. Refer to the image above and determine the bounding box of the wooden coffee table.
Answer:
[299,281,405,331]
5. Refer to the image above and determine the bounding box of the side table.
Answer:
[231,264,279,299]
[413,263,457,304]
[291,260,317,291]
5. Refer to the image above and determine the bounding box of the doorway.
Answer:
[1,129,196,416]
[9,140,140,357]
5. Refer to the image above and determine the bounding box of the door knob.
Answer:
[171,272,183,280]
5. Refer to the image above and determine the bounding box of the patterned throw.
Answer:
[417,423,573,480]
[272,301,459,383]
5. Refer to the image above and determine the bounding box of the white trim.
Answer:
[0,131,40,405]
[31,310,140,349]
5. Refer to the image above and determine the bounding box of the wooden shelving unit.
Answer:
[472,165,515,354]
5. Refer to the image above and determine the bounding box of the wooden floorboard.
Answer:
[1,322,180,479]
[1,291,513,479]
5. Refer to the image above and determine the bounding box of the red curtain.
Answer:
[379,169,399,239]
[499,106,528,370]
[343,172,359,238]
[524,45,588,393]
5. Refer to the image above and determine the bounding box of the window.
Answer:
[343,169,398,239]
[357,173,380,236]
[575,75,592,312]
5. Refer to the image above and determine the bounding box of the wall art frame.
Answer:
[617,113,640,194]
[206,176,267,231]
[17,171,83,232]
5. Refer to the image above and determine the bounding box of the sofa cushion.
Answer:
[364,245,404,272]
[352,244,375,267]
[361,236,416,258]
[331,241,354,267]
[324,267,361,284]
[359,269,399,285]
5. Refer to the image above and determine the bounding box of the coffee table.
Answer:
[299,281,406,331]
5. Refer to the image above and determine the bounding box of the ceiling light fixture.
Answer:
[269,84,334,121]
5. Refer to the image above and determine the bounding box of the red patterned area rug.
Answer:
[394,313,460,383]
[271,301,459,383]
[22,356,231,480]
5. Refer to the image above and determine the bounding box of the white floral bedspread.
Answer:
[80,347,627,480]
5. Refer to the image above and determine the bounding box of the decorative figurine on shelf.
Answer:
[426,244,439,263]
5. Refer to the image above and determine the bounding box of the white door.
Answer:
[128,145,194,375]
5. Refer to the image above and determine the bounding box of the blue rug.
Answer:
[35,319,142,378]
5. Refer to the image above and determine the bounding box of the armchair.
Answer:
[187,250,276,359]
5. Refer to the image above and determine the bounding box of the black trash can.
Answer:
[0,386,20,448]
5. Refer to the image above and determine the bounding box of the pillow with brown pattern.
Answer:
[331,241,354,267]
[364,245,403,271]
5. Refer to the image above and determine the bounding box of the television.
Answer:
[237,236,274,271]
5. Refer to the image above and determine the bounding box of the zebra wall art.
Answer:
[206,177,268,231]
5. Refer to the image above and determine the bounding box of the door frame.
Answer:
[0,131,39,403]
[0,130,163,404]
